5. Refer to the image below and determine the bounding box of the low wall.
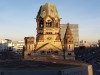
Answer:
[0,65,93,75]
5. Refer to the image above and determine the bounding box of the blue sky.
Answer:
[0,0,100,42]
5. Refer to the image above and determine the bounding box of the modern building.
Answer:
[60,23,79,48]
[90,42,99,48]
[79,40,99,48]
[13,40,24,55]
[0,38,13,52]
[6,39,13,51]
[0,39,7,51]
[79,40,91,47]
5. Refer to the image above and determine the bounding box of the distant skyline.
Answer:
[0,0,100,42]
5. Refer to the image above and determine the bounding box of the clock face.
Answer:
[47,37,52,40]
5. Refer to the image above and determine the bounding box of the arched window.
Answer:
[46,32,52,34]
[39,19,44,28]
[68,53,71,55]
[69,41,71,43]
[47,51,51,55]
[69,45,70,49]
[41,51,45,55]
[39,32,43,34]
[54,51,58,55]
[46,20,52,27]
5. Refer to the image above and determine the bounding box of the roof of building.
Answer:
[65,23,73,36]
[37,3,59,18]
[64,23,74,40]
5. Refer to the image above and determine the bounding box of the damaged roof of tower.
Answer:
[37,3,59,18]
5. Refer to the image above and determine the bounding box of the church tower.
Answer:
[64,23,75,60]
[35,3,63,56]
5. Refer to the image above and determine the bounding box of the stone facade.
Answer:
[35,3,63,55]
[64,23,75,60]
[24,37,34,58]
[23,3,77,60]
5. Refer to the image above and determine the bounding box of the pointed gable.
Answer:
[65,23,72,35]
[64,23,73,39]
[36,43,62,51]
